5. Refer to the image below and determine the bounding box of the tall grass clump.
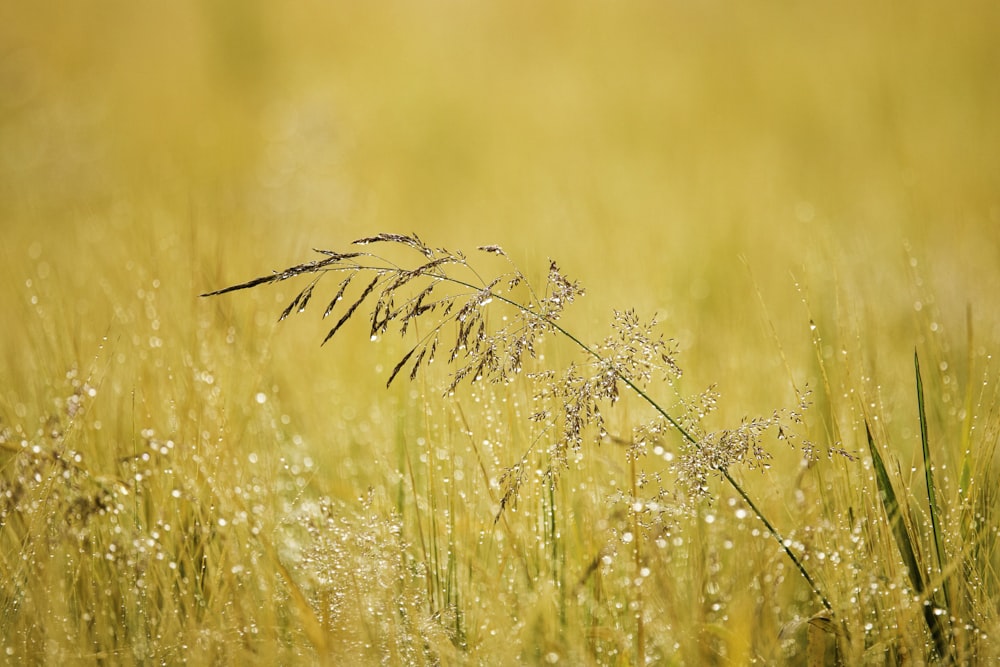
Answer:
[204,233,857,662]
[796,272,1000,664]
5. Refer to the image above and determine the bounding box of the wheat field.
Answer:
[2,2,999,664]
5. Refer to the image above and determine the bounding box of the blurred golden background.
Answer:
[3,3,1000,662]
[2,0,998,438]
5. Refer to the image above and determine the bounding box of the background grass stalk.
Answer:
[629,454,646,665]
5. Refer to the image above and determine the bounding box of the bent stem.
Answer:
[444,275,834,613]
[203,240,833,618]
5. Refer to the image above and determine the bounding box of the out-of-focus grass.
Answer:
[2,1,999,663]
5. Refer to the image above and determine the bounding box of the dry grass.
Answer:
[3,2,1000,664]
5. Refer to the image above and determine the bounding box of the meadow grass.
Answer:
[3,2,1000,664]
[3,225,997,664]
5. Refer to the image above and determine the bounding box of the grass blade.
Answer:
[865,419,951,660]
[915,351,949,610]
[958,305,975,498]
[865,420,922,590]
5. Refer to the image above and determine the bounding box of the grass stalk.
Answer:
[202,236,835,619]
[629,454,646,665]
[444,275,834,614]
[958,306,975,500]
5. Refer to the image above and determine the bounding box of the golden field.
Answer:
[2,2,999,664]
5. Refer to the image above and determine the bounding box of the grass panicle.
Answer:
[4,231,996,663]
[203,234,838,624]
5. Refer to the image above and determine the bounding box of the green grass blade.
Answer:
[915,351,950,614]
[865,419,951,661]
[865,420,923,593]
[958,305,975,498]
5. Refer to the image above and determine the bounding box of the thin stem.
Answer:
[722,468,832,611]
[216,254,833,614]
[630,454,646,665]
[443,274,834,612]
